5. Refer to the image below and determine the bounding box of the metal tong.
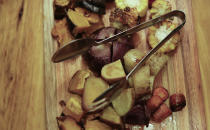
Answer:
[87,10,186,113]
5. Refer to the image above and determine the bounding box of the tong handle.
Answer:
[93,10,186,103]
[96,10,186,46]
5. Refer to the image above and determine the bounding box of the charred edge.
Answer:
[17,0,24,27]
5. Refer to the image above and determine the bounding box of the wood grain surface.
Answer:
[0,0,210,130]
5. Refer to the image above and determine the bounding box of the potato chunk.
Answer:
[82,76,109,111]
[131,65,151,98]
[100,106,122,126]
[101,60,126,83]
[68,70,91,95]
[85,120,112,130]
[62,94,84,122]
[112,88,135,116]
[123,49,145,73]
[57,117,81,130]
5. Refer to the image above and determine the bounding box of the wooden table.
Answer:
[0,0,209,130]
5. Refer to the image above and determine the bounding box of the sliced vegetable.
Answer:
[57,116,81,130]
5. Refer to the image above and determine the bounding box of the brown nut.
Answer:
[146,95,163,113]
[169,93,186,112]
[152,103,172,122]
[153,87,169,101]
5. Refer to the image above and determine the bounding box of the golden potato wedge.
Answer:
[62,94,84,122]
[82,76,109,111]
[112,88,135,116]
[101,60,126,83]
[132,65,151,98]
[85,120,112,130]
[123,49,145,73]
[100,106,122,126]
[57,116,81,130]
[68,70,91,95]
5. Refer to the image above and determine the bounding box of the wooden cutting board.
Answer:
[44,0,207,130]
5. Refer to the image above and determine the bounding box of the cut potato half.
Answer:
[101,60,126,83]
[57,116,81,130]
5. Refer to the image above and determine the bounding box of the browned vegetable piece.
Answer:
[152,103,172,122]
[132,65,151,98]
[146,53,169,76]
[101,60,126,83]
[100,106,122,126]
[112,88,135,116]
[57,116,81,130]
[85,120,112,130]
[84,22,104,36]
[51,18,74,47]
[62,94,84,122]
[75,7,100,24]
[82,76,109,111]
[169,93,186,112]
[109,8,139,28]
[78,1,106,14]
[88,44,112,72]
[67,9,90,27]
[54,0,70,7]
[147,95,163,113]
[125,104,150,125]
[68,70,91,95]
[85,113,102,121]
[153,87,169,101]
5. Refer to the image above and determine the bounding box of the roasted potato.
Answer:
[112,88,135,116]
[62,94,84,122]
[123,49,145,73]
[101,60,126,83]
[82,76,109,112]
[57,116,81,130]
[85,120,112,130]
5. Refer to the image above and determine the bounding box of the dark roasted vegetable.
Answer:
[77,0,106,14]
[124,104,150,126]
[169,93,186,112]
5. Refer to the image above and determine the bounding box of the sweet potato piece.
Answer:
[112,88,135,116]
[152,103,172,122]
[82,76,109,111]
[54,0,70,7]
[146,95,163,113]
[123,49,145,73]
[62,94,84,122]
[68,70,91,95]
[85,120,112,130]
[51,18,74,47]
[57,116,81,130]
[153,87,169,101]
[100,106,122,126]
[67,9,90,27]
[101,60,126,83]
[132,65,151,98]
[75,7,100,24]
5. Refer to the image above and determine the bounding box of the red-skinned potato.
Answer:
[100,106,122,126]
[85,120,112,130]
[112,88,135,116]
[88,44,112,72]
[92,27,117,40]
[153,87,169,101]
[62,94,84,122]
[152,103,172,122]
[82,76,109,112]
[101,60,126,83]
[57,116,81,130]
[112,37,133,61]
[68,70,92,95]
